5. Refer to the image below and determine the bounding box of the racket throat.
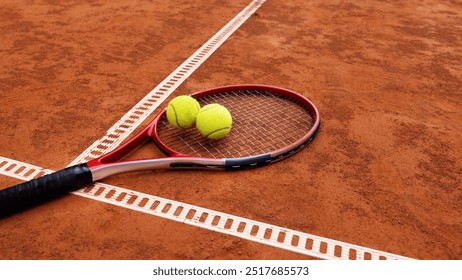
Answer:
[89,158,225,181]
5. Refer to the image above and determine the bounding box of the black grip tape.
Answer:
[0,163,93,217]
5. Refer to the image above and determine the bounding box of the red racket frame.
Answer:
[87,84,320,179]
[0,84,319,216]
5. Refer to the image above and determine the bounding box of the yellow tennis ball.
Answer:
[196,104,232,140]
[166,95,201,129]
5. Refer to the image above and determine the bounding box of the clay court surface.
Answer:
[0,0,461,260]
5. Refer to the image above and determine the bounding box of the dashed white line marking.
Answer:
[0,156,413,260]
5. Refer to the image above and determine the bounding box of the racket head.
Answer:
[150,84,320,169]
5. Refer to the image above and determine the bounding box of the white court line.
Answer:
[70,0,267,165]
[0,0,413,260]
[0,156,413,260]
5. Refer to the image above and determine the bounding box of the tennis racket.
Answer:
[0,84,320,216]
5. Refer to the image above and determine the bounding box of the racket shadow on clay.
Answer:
[0,85,320,217]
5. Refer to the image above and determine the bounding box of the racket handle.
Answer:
[0,164,93,217]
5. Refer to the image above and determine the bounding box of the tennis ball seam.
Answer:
[198,104,220,114]
[168,104,179,128]
[166,95,200,129]
[206,127,231,138]
[169,104,188,129]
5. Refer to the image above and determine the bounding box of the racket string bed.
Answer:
[207,89,313,150]
[156,89,315,159]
